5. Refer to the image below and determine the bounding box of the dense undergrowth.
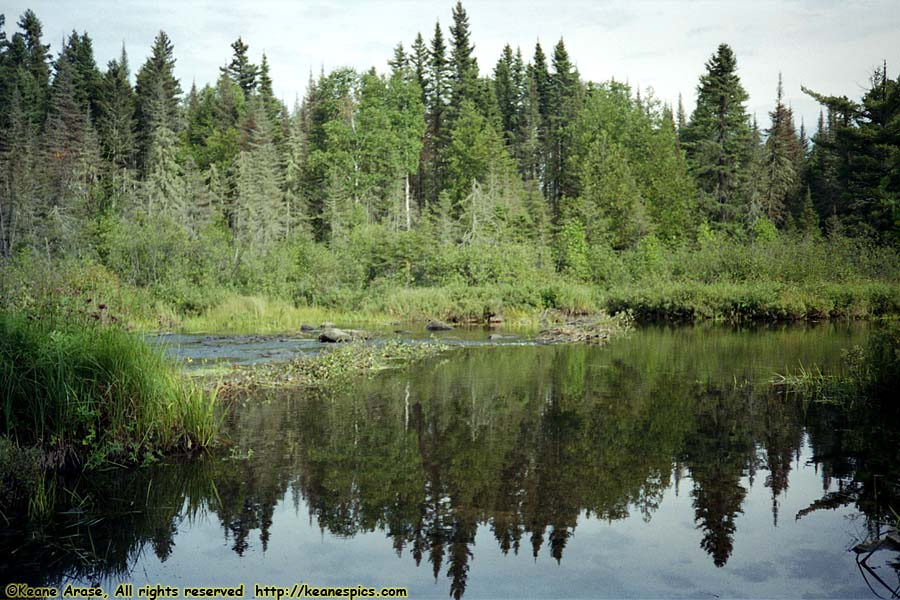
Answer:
[2,228,897,331]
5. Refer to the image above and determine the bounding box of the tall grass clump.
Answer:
[775,323,900,407]
[0,311,221,468]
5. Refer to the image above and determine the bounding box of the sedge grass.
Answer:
[0,311,223,468]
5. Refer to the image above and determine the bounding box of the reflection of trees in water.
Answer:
[6,329,896,597]
[800,398,900,595]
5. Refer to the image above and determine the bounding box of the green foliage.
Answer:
[0,311,221,467]
[555,218,590,281]
[681,43,753,222]
[0,7,899,336]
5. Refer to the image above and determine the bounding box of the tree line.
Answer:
[0,4,897,302]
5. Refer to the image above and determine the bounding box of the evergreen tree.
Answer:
[805,67,900,238]
[494,44,519,147]
[143,123,184,216]
[135,31,182,168]
[59,31,102,118]
[13,9,52,127]
[448,1,478,121]
[762,74,803,224]
[577,132,650,249]
[233,97,286,250]
[681,43,753,223]
[0,86,39,256]
[41,53,99,253]
[546,38,581,211]
[96,46,137,209]
[97,46,136,170]
[222,37,258,97]
[410,32,430,108]
[388,42,407,71]
[424,22,451,207]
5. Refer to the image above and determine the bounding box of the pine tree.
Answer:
[681,43,753,223]
[222,37,258,97]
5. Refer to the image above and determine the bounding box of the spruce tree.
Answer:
[762,74,803,223]
[222,37,258,97]
[425,22,451,207]
[135,31,182,169]
[494,44,518,147]
[410,32,430,108]
[258,53,283,140]
[59,31,102,118]
[388,42,407,71]
[681,43,753,223]
[546,38,581,210]
[0,86,38,256]
[448,1,478,121]
[96,46,137,204]
[14,9,52,127]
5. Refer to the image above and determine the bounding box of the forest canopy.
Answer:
[0,4,898,321]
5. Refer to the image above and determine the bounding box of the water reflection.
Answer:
[2,325,898,598]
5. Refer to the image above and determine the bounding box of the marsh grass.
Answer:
[774,324,900,407]
[602,281,900,323]
[180,296,393,334]
[0,312,223,468]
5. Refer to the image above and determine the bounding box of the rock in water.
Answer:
[319,328,351,343]
[426,320,454,331]
[300,323,317,332]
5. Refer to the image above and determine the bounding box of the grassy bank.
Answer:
[601,281,900,323]
[0,312,221,469]
[3,232,900,335]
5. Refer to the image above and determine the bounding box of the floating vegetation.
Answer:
[218,340,449,396]
[537,312,633,345]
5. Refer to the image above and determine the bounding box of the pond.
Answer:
[4,324,899,598]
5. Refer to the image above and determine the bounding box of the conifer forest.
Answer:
[0,3,898,323]
[1,4,899,597]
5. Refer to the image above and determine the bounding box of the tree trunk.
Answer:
[405,173,411,231]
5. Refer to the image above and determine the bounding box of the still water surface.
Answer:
[5,324,899,598]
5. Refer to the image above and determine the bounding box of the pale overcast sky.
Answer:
[4,1,900,130]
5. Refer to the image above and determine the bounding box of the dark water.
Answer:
[4,324,900,598]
